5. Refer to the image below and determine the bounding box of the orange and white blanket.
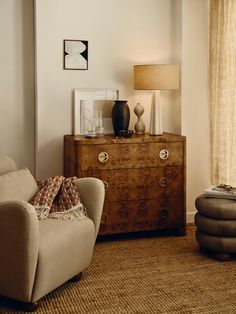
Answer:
[30,176,87,220]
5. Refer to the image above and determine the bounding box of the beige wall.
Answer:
[35,0,180,179]
[0,0,35,173]
[181,0,210,221]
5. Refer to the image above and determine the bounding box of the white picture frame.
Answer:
[73,88,119,135]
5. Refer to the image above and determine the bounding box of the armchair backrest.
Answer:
[0,155,17,176]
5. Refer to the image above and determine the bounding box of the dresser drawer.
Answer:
[79,142,183,170]
[99,198,183,235]
[81,166,183,202]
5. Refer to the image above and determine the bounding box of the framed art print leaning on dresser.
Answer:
[64,133,186,236]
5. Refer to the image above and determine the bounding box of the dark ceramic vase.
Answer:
[112,100,130,137]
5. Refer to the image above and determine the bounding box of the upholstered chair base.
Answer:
[21,301,40,312]
[69,272,83,282]
[199,246,232,261]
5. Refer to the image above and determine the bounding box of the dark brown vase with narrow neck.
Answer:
[112,100,130,137]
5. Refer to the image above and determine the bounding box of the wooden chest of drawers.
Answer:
[64,133,186,236]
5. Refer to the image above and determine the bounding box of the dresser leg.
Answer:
[214,252,232,261]
[175,226,186,236]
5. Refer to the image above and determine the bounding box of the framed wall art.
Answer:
[73,88,119,135]
[63,40,88,70]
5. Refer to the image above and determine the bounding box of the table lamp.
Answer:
[134,64,179,135]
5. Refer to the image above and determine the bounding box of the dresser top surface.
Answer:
[64,132,186,145]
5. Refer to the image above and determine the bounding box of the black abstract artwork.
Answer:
[64,40,88,70]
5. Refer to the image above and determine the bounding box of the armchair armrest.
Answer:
[75,177,105,238]
[0,201,39,302]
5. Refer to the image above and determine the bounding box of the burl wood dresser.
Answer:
[64,133,186,236]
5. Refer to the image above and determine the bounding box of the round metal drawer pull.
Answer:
[98,152,109,163]
[160,209,168,219]
[159,177,168,188]
[103,180,109,190]
[159,149,169,160]
[101,213,108,224]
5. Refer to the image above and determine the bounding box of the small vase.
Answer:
[112,100,130,137]
[134,103,145,135]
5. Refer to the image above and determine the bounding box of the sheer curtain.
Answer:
[210,0,236,185]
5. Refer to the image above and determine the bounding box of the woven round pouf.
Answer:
[195,194,236,260]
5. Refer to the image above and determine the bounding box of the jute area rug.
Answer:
[1,224,236,313]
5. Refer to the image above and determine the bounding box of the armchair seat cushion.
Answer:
[31,217,95,302]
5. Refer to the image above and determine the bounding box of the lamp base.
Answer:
[149,90,163,135]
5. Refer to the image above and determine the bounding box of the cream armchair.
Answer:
[0,155,104,311]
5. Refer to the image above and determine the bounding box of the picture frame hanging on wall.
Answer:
[63,39,88,70]
[73,88,119,135]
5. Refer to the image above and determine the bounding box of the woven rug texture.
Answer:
[1,224,236,313]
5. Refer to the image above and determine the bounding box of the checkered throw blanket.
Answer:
[30,176,87,220]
